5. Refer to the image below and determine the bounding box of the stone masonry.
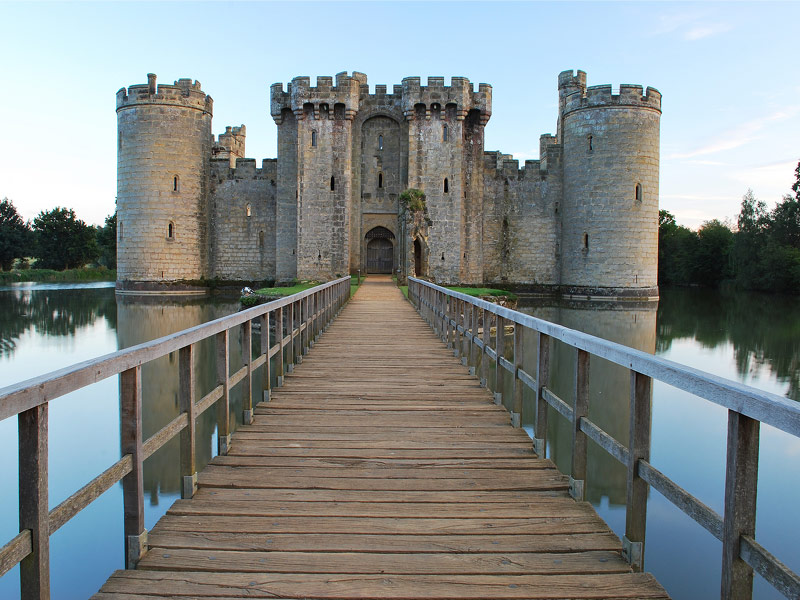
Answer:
[116,70,661,299]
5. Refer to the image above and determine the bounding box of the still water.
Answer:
[0,283,797,599]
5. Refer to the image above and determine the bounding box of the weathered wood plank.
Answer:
[0,530,31,578]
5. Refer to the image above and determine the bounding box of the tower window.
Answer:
[378,172,383,189]
[635,183,643,202]
[246,203,252,217]
[330,176,335,191]
[258,230,264,249]
[311,131,317,147]
[587,135,593,152]
[167,222,175,240]
[443,125,448,142]
[443,178,449,193]
[172,175,179,192]
[582,232,589,250]
[119,221,123,241]
[378,135,383,150]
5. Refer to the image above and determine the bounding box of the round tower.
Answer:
[558,70,661,299]
[116,74,213,292]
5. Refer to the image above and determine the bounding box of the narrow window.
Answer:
[311,131,317,147]
[378,134,383,150]
[443,178,449,193]
[167,222,175,240]
[582,232,589,250]
[330,176,335,191]
[246,203,252,217]
[378,172,383,189]
[587,135,593,152]
[635,183,643,202]
[119,221,123,241]
[173,175,179,192]
[258,230,264,249]
[443,124,448,142]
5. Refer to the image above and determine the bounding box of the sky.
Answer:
[1,1,798,230]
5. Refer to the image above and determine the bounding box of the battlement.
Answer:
[270,71,364,122]
[562,81,661,114]
[212,125,247,166]
[400,76,491,122]
[117,73,213,114]
[210,156,278,182]
[558,69,587,93]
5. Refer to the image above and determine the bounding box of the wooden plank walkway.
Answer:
[94,276,669,599]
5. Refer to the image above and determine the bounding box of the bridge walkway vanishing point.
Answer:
[94,275,669,599]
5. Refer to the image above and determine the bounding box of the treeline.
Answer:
[659,161,800,293]
[0,199,116,271]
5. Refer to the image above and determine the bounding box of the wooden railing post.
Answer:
[179,345,197,499]
[721,411,759,600]
[533,332,550,457]
[287,301,295,373]
[439,292,446,343]
[494,315,505,405]
[242,320,254,424]
[461,300,470,366]
[623,370,652,570]
[18,403,49,599]
[120,366,146,569]
[467,304,477,375]
[480,308,490,388]
[261,312,271,402]
[216,330,231,456]
[570,349,590,501]
[276,306,285,387]
[511,322,523,428]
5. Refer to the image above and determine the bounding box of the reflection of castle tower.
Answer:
[116,296,240,502]
[116,75,213,290]
[522,301,657,505]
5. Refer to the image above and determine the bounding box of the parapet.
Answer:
[270,71,363,122]
[212,125,247,166]
[401,76,491,122]
[562,81,661,115]
[117,73,213,115]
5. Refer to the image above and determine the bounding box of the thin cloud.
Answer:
[684,23,732,40]
[652,10,732,41]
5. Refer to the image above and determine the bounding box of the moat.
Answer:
[0,283,797,600]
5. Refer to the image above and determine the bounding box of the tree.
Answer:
[695,219,734,286]
[399,188,431,239]
[32,207,99,270]
[96,212,117,269]
[658,209,699,286]
[0,198,32,270]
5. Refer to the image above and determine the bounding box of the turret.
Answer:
[558,70,662,297]
[116,74,213,290]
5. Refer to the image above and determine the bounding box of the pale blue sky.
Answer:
[1,1,798,229]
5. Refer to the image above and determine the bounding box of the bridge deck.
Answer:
[94,276,669,599]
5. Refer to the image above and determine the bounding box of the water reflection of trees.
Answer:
[0,286,117,357]
[657,288,800,401]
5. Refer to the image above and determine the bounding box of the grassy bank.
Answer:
[241,275,364,307]
[0,267,116,284]
[447,286,517,301]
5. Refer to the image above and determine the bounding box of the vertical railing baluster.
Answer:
[287,301,295,373]
[494,314,505,405]
[623,369,652,571]
[18,403,49,599]
[242,320,253,424]
[216,330,231,455]
[179,345,197,499]
[511,320,523,428]
[461,300,470,366]
[276,306,285,387]
[467,303,476,375]
[481,307,490,388]
[533,332,550,457]
[721,411,759,600]
[570,348,589,501]
[120,365,146,569]
[261,312,271,402]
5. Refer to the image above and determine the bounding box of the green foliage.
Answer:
[96,212,117,269]
[32,207,99,270]
[658,210,701,286]
[0,198,32,271]
[0,267,115,284]
[399,188,432,238]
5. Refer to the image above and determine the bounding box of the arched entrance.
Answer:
[365,226,395,274]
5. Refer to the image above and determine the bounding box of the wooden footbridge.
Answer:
[2,276,798,599]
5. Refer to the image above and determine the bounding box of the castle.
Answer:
[116,70,661,298]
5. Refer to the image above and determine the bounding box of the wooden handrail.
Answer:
[408,277,800,600]
[0,276,351,599]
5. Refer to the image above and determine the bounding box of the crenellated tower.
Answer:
[558,70,661,297]
[401,77,491,283]
[116,74,213,291]
[271,72,363,281]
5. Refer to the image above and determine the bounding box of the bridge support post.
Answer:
[721,411,759,600]
[276,306,285,388]
[261,313,271,402]
[623,370,652,571]
[494,315,505,405]
[216,331,231,456]
[480,308,490,388]
[533,333,550,457]
[287,301,295,373]
[19,403,50,599]
[121,366,148,569]
[242,320,254,425]
[179,345,197,498]
[569,349,589,501]
[511,322,523,428]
